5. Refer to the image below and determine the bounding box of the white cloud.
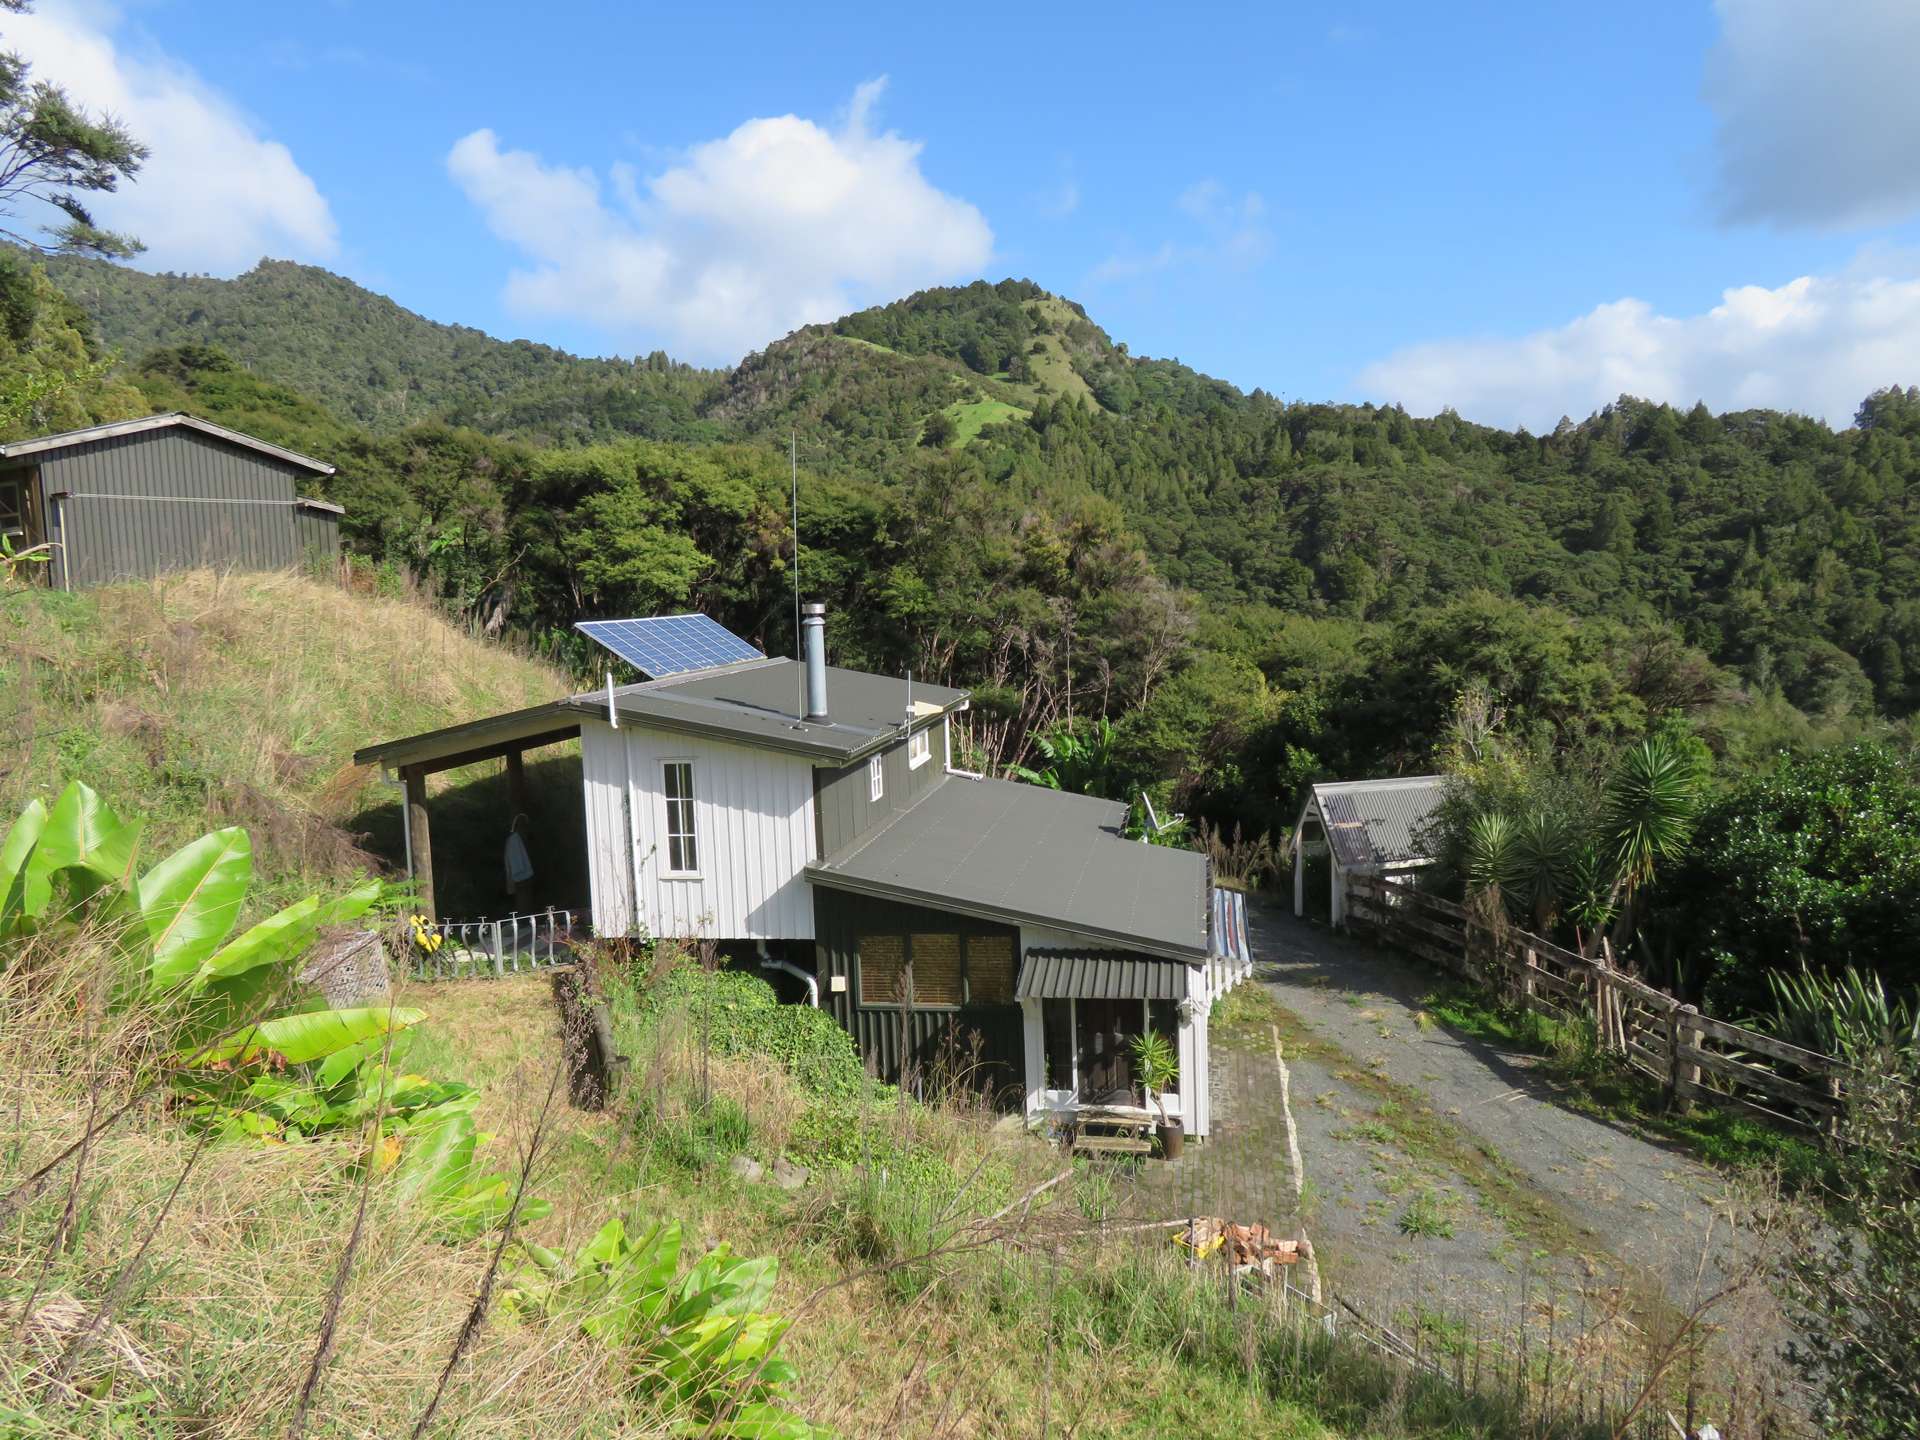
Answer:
[1356,258,1920,429]
[447,78,993,363]
[1089,178,1269,286]
[1705,0,1920,229]
[3,3,337,272]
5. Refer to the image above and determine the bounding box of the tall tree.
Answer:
[0,0,147,258]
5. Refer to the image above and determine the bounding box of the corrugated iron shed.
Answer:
[1304,776,1445,869]
[1016,949,1198,1000]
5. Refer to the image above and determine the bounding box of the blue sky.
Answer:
[12,1,1920,427]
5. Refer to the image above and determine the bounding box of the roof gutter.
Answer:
[802,865,1208,963]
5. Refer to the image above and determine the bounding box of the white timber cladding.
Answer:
[578,718,817,941]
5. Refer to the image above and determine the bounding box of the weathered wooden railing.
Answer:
[410,907,577,981]
[1343,873,1847,1132]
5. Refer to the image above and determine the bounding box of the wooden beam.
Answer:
[397,726,581,779]
[505,749,531,818]
[402,764,435,922]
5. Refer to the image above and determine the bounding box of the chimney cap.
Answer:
[801,601,826,618]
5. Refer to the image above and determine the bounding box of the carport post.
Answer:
[401,763,436,922]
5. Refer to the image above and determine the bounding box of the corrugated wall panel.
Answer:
[579,720,631,937]
[37,429,329,588]
[585,722,817,941]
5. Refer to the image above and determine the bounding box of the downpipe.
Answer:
[756,940,819,1007]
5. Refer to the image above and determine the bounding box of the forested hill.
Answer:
[25,257,1920,722]
[33,250,723,440]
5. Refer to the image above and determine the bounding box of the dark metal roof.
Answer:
[354,659,969,770]
[807,777,1210,960]
[0,412,336,475]
[1017,949,1197,1000]
[1300,776,1445,869]
[566,659,967,762]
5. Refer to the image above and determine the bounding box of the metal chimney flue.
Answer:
[801,601,829,722]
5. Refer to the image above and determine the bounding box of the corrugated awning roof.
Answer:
[1016,949,1198,1001]
[1300,776,1446,870]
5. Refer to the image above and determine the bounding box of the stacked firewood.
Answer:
[1175,1217,1312,1276]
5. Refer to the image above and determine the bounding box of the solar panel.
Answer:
[576,615,763,679]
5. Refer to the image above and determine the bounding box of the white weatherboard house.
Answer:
[356,606,1253,1138]
[1291,776,1445,926]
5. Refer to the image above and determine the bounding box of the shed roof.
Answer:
[0,412,337,476]
[1017,949,1197,1001]
[1299,775,1446,870]
[353,657,970,771]
[807,777,1209,960]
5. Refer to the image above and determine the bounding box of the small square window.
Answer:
[868,753,885,802]
[908,727,931,769]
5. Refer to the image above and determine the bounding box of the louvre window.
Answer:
[911,933,963,1005]
[966,935,1015,1003]
[662,761,698,874]
[858,934,905,1005]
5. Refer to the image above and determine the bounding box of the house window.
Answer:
[662,761,698,875]
[911,933,963,1005]
[868,754,885,802]
[908,727,931,769]
[966,935,1015,1003]
[858,934,905,1005]
[857,932,1016,1010]
[0,476,24,542]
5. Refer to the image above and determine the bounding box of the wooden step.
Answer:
[1072,1134,1154,1155]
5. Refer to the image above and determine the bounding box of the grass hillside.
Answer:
[0,568,578,915]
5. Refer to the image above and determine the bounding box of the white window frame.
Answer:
[907,726,931,769]
[660,758,700,878]
[868,753,885,802]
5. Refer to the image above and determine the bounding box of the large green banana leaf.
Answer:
[142,827,253,989]
[0,797,47,936]
[24,781,142,913]
[196,1005,425,1066]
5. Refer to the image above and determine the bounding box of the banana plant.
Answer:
[1,782,533,1232]
[503,1218,829,1438]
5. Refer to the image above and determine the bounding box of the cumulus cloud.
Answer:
[4,4,337,271]
[1705,0,1920,228]
[1357,259,1920,429]
[447,78,993,362]
[1089,178,1269,285]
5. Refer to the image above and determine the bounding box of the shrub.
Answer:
[636,963,871,1102]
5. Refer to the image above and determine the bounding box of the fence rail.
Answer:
[409,908,577,981]
[1342,873,1846,1132]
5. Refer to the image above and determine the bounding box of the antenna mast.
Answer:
[791,429,802,723]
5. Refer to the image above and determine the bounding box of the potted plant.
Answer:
[1129,1029,1182,1159]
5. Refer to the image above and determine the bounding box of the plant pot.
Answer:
[1157,1120,1184,1160]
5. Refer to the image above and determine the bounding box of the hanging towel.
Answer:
[504,830,534,888]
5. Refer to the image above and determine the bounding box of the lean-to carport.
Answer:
[353,701,582,920]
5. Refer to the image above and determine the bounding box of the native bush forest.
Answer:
[5,252,1919,1011]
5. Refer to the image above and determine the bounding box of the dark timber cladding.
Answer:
[813,886,1024,1090]
[0,415,339,589]
[815,723,948,857]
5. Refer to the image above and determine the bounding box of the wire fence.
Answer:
[407,907,577,980]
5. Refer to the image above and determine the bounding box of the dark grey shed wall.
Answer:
[24,428,327,589]
[814,721,946,857]
[813,885,1023,1094]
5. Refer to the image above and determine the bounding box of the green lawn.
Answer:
[938,396,1029,446]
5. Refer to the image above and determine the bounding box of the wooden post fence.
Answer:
[1341,872,1848,1135]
